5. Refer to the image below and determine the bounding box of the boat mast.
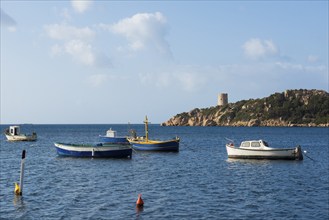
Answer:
[144,115,149,141]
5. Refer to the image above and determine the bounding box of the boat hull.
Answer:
[54,143,132,158]
[226,145,303,160]
[5,134,37,142]
[128,139,179,152]
[99,136,129,145]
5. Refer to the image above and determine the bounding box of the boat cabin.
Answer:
[9,126,21,136]
[240,140,269,149]
[106,128,117,137]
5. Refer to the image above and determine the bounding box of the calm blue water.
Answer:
[0,125,328,219]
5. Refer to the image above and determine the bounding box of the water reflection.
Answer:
[135,206,144,219]
[13,195,25,210]
[226,158,302,165]
[1,125,327,219]
[226,158,272,165]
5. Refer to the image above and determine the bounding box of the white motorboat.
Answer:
[226,140,303,160]
[4,126,37,142]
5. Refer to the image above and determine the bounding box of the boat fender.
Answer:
[14,182,20,195]
[136,194,144,207]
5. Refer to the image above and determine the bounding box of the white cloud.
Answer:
[86,73,128,87]
[45,12,171,68]
[137,59,327,95]
[7,26,17,32]
[60,8,72,21]
[138,65,208,92]
[49,40,95,65]
[44,23,112,67]
[242,38,279,59]
[71,0,93,13]
[275,61,326,72]
[0,9,17,32]
[104,12,171,55]
[307,55,318,63]
[65,40,95,65]
[87,74,108,87]
[275,62,303,71]
[50,44,63,56]
[138,72,170,88]
[44,23,95,41]
[175,72,206,92]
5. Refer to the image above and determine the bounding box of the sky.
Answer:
[1,1,328,124]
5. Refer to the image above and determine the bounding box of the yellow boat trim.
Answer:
[128,115,179,145]
[128,138,179,145]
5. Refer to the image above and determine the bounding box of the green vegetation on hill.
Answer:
[162,89,329,127]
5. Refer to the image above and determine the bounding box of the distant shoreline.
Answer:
[1,124,328,127]
[162,89,329,127]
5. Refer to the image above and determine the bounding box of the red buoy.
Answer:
[136,194,144,207]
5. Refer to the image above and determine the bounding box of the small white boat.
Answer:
[4,126,37,142]
[226,140,303,160]
[99,128,129,145]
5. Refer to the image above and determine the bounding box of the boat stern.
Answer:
[295,145,303,160]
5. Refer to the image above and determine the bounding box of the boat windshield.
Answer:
[241,142,250,147]
[262,141,269,147]
[251,142,261,147]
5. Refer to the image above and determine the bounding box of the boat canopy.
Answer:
[106,128,116,137]
[9,126,20,135]
[240,140,269,148]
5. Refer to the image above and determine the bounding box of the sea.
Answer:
[0,124,328,220]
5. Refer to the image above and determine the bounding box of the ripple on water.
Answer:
[0,125,328,219]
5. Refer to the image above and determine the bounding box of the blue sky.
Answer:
[1,1,328,124]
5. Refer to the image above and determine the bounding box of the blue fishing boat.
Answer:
[54,142,132,158]
[99,128,129,144]
[127,116,180,152]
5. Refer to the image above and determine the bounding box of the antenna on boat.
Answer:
[144,116,149,141]
[225,137,235,144]
[127,122,130,135]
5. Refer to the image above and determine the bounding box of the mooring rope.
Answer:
[302,151,316,161]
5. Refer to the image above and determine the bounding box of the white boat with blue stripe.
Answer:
[54,142,132,158]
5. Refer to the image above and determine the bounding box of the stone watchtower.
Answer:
[217,93,228,106]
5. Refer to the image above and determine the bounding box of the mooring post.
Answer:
[15,150,26,196]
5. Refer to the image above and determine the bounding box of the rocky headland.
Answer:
[161,89,329,127]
